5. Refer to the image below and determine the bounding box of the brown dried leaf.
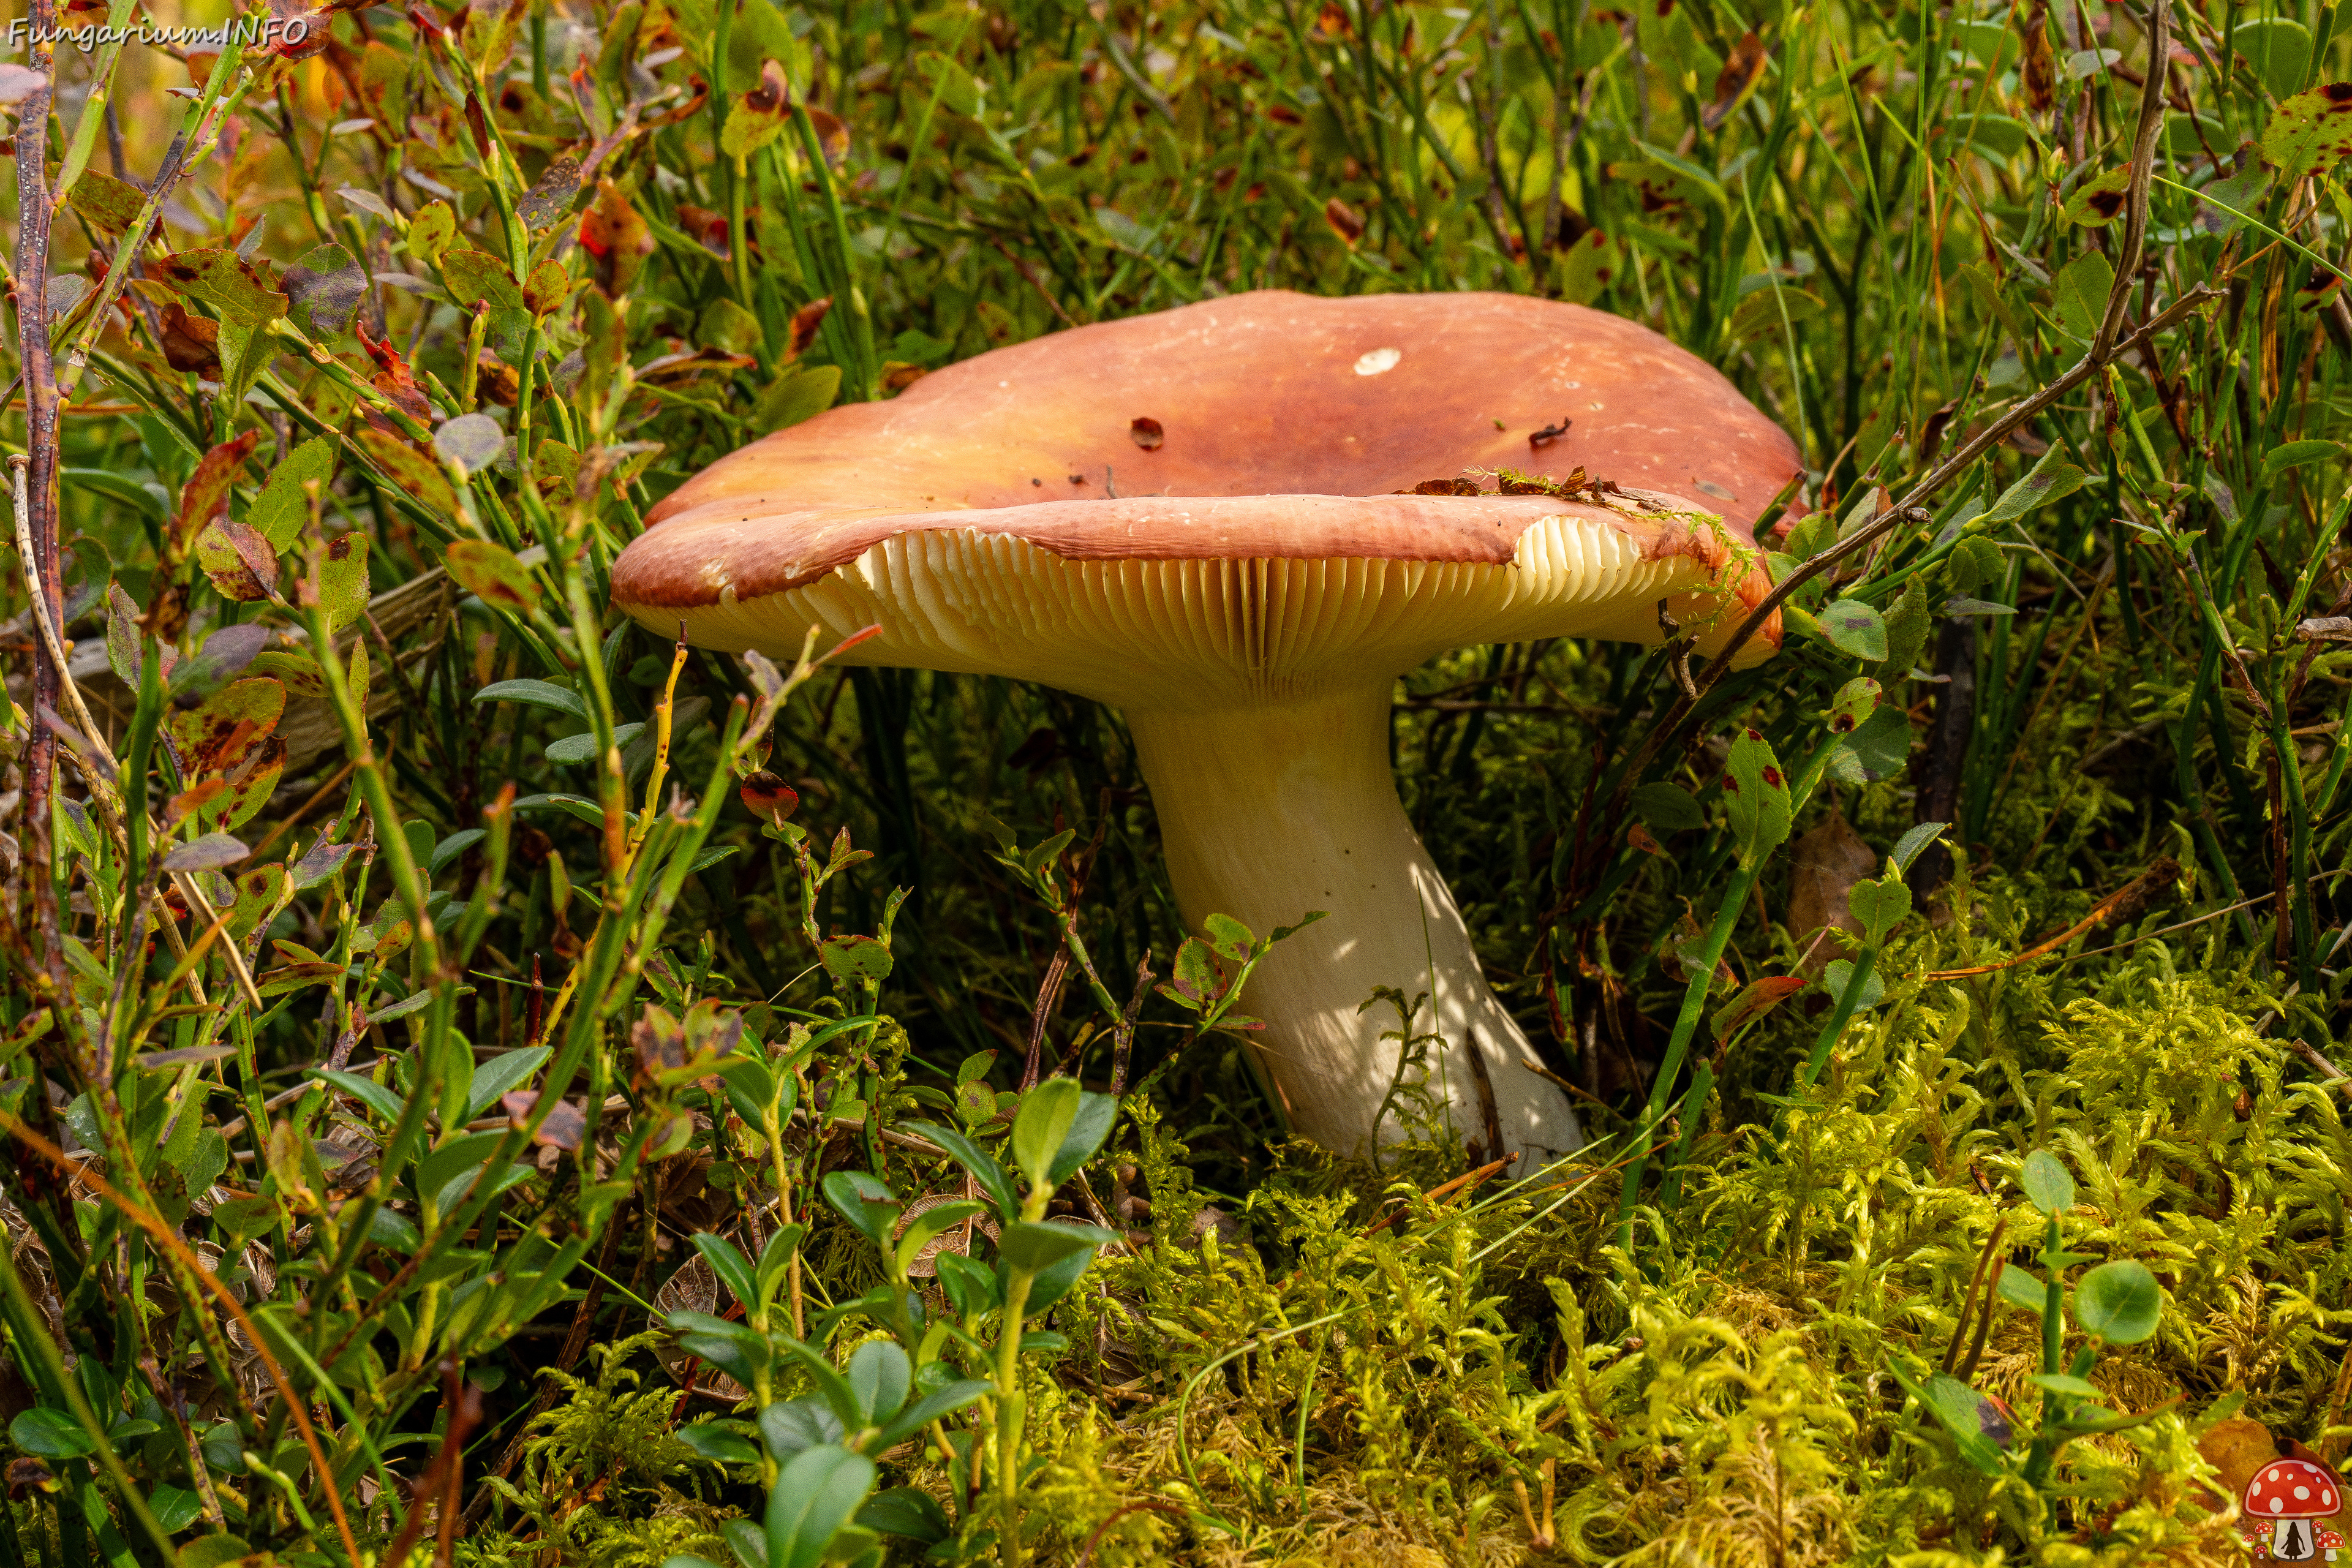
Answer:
[1785,810,1877,977]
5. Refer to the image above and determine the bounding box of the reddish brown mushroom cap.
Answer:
[611,290,1799,688]
[608,292,1802,1163]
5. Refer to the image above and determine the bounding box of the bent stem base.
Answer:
[1126,684,1583,1167]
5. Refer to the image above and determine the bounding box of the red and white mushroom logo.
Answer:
[2246,1457,2342,1561]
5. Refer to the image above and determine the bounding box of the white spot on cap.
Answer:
[2274,1497,2287,1513]
[1000,380,1009,387]
[1354,347,1402,376]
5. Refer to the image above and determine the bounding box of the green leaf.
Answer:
[870,1379,991,1451]
[445,537,541,611]
[1947,535,2005,597]
[1874,576,1932,678]
[760,1396,845,1463]
[2236,17,2313,99]
[901,1121,1019,1222]
[282,243,366,340]
[434,414,508,480]
[2060,165,2133,227]
[1630,781,1703,833]
[1920,1372,2014,1475]
[720,1054,780,1128]
[2027,1372,2100,1397]
[440,249,526,311]
[8,1408,94,1458]
[1719,725,1793,869]
[2021,1148,2076,1216]
[2073,1259,2162,1344]
[2051,251,2114,342]
[677,1421,761,1466]
[154,247,288,325]
[820,934,894,987]
[1825,677,1879,734]
[858,1487,953,1545]
[1996,1264,2046,1314]
[1825,704,1912,786]
[309,530,370,635]
[429,829,486,877]
[475,679,589,718]
[1009,1077,1081,1196]
[148,1485,205,1533]
[548,723,643,764]
[1047,1091,1117,1185]
[755,364,842,434]
[181,1536,261,1568]
[845,1340,911,1425]
[2263,81,2352,181]
[1815,598,1887,661]
[2263,439,2339,485]
[998,1218,1114,1272]
[896,1202,987,1276]
[246,437,336,552]
[464,1046,549,1121]
[822,1170,902,1250]
[1890,822,1948,874]
[310,1068,407,1124]
[1820,959,1883,1011]
[765,1446,876,1568]
[1846,876,1912,945]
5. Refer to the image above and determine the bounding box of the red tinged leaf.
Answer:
[1324,196,1365,244]
[804,105,850,167]
[1704,31,1768,130]
[578,178,655,293]
[165,778,229,824]
[738,770,800,826]
[158,303,223,375]
[173,431,260,545]
[675,203,730,259]
[355,319,431,423]
[1627,822,1668,858]
[196,515,281,601]
[1709,975,1806,1039]
[787,296,832,359]
[168,676,285,777]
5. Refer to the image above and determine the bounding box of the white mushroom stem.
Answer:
[1125,684,1584,1166]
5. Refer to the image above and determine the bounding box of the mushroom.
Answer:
[2247,1457,2342,1561]
[612,290,1799,1166]
[2320,1525,2343,1561]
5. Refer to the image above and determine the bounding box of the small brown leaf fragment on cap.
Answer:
[1529,415,1572,448]
[1324,196,1365,245]
[1129,416,1165,450]
[1069,473,1087,484]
